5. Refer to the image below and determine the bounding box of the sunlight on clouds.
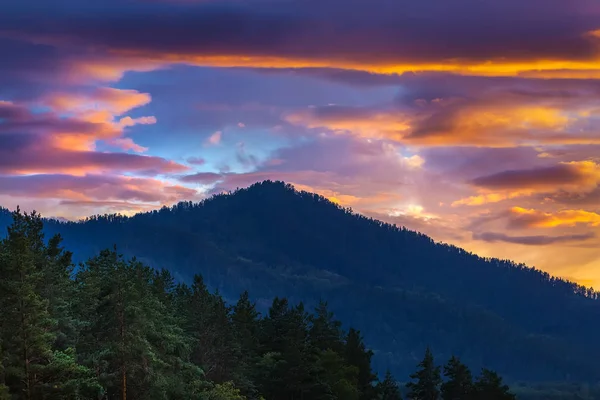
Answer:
[285,101,596,148]
[284,108,411,141]
[387,204,437,221]
[452,191,528,207]
[509,207,600,228]
[119,116,157,127]
[453,161,600,206]
[39,88,156,152]
[102,50,600,80]
[45,88,152,114]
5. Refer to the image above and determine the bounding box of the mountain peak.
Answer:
[1,181,599,381]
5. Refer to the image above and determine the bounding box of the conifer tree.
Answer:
[0,209,98,399]
[259,299,332,399]
[345,328,378,400]
[441,356,474,400]
[378,370,402,400]
[309,300,344,353]
[0,210,61,398]
[318,349,360,400]
[406,347,441,400]
[231,291,261,396]
[175,276,239,384]
[473,369,515,400]
[77,250,205,399]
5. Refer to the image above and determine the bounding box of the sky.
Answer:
[1,0,600,286]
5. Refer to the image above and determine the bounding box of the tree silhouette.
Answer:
[406,347,441,400]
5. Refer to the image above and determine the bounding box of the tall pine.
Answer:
[406,347,441,400]
[441,356,473,400]
[345,328,378,400]
[473,369,515,400]
[378,370,402,400]
[0,209,98,399]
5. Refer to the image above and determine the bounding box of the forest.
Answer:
[1,181,600,398]
[0,209,519,399]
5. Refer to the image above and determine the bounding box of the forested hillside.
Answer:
[1,181,599,388]
[0,209,520,399]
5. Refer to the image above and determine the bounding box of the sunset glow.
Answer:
[1,0,599,286]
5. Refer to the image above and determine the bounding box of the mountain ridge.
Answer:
[1,180,599,382]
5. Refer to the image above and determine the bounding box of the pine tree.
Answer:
[0,210,60,399]
[259,299,332,399]
[77,250,205,399]
[406,347,441,400]
[231,291,261,397]
[441,356,473,400]
[378,370,402,400]
[203,381,247,400]
[176,275,239,384]
[345,328,378,400]
[309,300,344,353]
[0,209,98,399]
[473,369,515,400]
[317,349,360,400]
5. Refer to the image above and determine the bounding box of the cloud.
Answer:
[0,91,171,174]
[180,172,222,184]
[453,161,600,206]
[470,162,600,190]
[186,156,206,165]
[119,116,157,127]
[108,137,149,153]
[206,131,222,145]
[507,207,600,228]
[179,135,435,214]
[285,74,600,147]
[1,89,154,153]
[473,231,596,246]
[0,174,198,204]
[43,87,152,115]
[0,132,188,175]
[1,0,600,79]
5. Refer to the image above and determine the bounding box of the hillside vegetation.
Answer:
[1,181,599,386]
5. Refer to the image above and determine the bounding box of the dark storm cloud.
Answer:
[1,0,599,66]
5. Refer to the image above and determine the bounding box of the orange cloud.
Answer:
[453,161,600,206]
[38,88,155,152]
[45,87,152,114]
[109,138,149,153]
[509,207,600,228]
[100,50,600,81]
[284,91,600,148]
[285,107,411,141]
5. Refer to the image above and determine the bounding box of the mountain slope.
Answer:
[1,180,599,381]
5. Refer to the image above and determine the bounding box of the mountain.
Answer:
[1,180,599,383]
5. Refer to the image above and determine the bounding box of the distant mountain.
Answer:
[2,180,599,382]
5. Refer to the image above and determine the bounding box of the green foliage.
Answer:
[318,349,360,400]
[0,385,10,400]
[378,370,402,400]
[441,356,474,400]
[0,207,520,400]
[345,328,379,400]
[5,181,600,382]
[40,348,102,399]
[406,347,441,400]
[77,249,206,399]
[202,381,246,400]
[473,369,515,400]
[0,209,99,399]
